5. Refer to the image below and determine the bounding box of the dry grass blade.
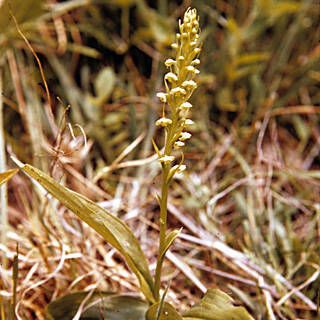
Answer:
[0,1,319,318]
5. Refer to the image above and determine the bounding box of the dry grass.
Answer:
[0,0,319,319]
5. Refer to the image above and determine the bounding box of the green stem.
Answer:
[154,164,169,301]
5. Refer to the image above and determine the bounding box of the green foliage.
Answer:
[183,289,254,320]
[46,292,148,320]
[146,302,182,320]
[45,289,254,320]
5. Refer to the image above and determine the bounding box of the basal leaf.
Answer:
[0,169,18,186]
[18,163,155,303]
[183,289,254,320]
[146,302,183,320]
[46,292,148,320]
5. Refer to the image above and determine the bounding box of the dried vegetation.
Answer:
[0,0,319,319]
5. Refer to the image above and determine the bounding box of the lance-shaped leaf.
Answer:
[158,229,181,270]
[0,169,18,186]
[17,163,155,303]
[46,292,148,320]
[183,289,254,320]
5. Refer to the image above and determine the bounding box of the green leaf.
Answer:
[152,139,161,157]
[183,289,254,320]
[46,292,148,320]
[158,229,181,270]
[146,302,183,320]
[0,169,18,186]
[18,163,155,303]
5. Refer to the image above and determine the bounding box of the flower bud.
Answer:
[184,119,194,126]
[174,141,185,149]
[156,92,167,103]
[186,65,196,72]
[170,87,186,96]
[165,59,176,67]
[191,28,198,35]
[186,66,200,74]
[156,117,172,127]
[182,80,197,89]
[180,102,192,110]
[165,72,178,82]
[171,43,178,49]
[159,155,175,164]
[179,132,192,141]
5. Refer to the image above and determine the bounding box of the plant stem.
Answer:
[154,164,169,301]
